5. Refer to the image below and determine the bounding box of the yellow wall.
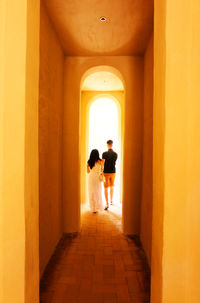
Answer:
[0,1,40,302]
[151,1,166,301]
[25,1,40,302]
[63,57,144,235]
[80,91,124,206]
[39,1,64,276]
[152,0,200,302]
[140,34,153,266]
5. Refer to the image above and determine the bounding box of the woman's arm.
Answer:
[100,159,105,170]
[87,163,90,173]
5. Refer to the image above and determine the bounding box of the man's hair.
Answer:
[107,140,113,145]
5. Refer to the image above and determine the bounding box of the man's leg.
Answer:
[104,174,109,208]
[110,174,116,204]
[110,186,114,204]
[104,187,109,207]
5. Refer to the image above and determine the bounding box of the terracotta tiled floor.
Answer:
[40,205,150,303]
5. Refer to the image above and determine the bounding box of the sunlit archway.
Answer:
[80,66,125,216]
[88,97,121,204]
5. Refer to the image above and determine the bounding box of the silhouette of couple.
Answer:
[87,140,118,213]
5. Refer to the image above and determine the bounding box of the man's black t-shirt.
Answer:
[102,149,118,173]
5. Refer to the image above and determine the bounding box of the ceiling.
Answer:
[82,71,124,91]
[43,0,154,56]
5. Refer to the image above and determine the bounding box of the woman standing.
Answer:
[87,149,104,213]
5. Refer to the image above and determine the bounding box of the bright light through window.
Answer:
[89,97,121,204]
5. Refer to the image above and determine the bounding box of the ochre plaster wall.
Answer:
[151,1,166,301]
[63,57,144,235]
[0,1,40,302]
[25,1,40,302]
[152,0,200,302]
[80,91,124,206]
[140,34,153,266]
[39,2,64,276]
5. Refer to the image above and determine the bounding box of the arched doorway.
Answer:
[80,66,125,220]
[63,60,143,236]
[88,96,121,206]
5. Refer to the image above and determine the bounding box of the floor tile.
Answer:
[40,205,150,303]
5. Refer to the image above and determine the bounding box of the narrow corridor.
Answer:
[40,206,150,303]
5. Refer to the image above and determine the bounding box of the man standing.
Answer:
[102,140,118,210]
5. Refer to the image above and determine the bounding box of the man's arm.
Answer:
[87,163,90,173]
